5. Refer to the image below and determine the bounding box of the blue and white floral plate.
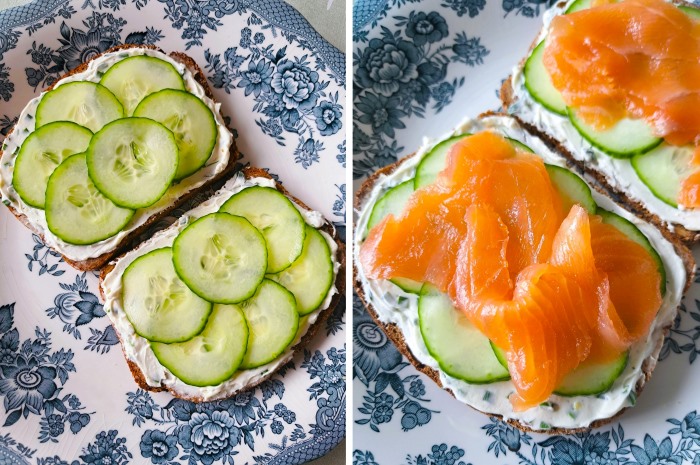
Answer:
[352,1,700,464]
[0,1,345,463]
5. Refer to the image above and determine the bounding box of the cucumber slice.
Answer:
[87,117,178,209]
[219,186,305,274]
[45,153,134,245]
[419,286,510,383]
[680,5,700,20]
[122,248,213,343]
[555,353,628,396]
[36,82,124,133]
[565,0,591,13]
[597,208,666,295]
[490,342,629,396]
[366,180,414,233]
[100,56,185,116]
[568,108,662,158]
[133,89,217,180]
[508,138,534,153]
[524,41,567,116]
[631,143,693,208]
[391,277,423,294]
[13,122,93,209]
[545,164,597,214]
[240,279,299,369]
[268,226,334,315]
[173,212,267,304]
[151,303,248,387]
[414,134,470,189]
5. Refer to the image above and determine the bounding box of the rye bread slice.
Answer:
[500,0,700,244]
[0,43,239,271]
[353,112,695,434]
[99,167,346,403]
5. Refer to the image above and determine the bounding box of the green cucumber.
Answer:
[13,122,93,209]
[219,186,305,273]
[631,143,693,208]
[133,89,217,180]
[366,180,414,234]
[36,82,124,132]
[151,303,248,387]
[122,248,212,343]
[565,0,591,13]
[419,286,510,384]
[523,41,567,116]
[545,164,597,214]
[414,134,470,189]
[268,226,334,315]
[391,277,423,294]
[87,117,179,209]
[173,212,267,304]
[680,5,700,20]
[45,153,134,245]
[491,343,628,396]
[240,279,299,369]
[597,208,666,295]
[555,353,628,396]
[100,56,185,116]
[568,108,662,158]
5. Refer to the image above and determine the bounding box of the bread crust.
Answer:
[0,44,239,270]
[500,0,700,244]
[352,112,696,434]
[99,166,346,403]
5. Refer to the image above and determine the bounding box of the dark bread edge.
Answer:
[352,111,696,434]
[99,166,346,403]
[0,43,240,271]
[499,0,700,244]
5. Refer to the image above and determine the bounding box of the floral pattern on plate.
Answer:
[0,0,345,463]
[353,0,700,463]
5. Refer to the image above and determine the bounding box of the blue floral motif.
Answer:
[0,432,36,464]
[353,295,437,432]
[336,139,346,168]
[661,291,700,363]
[480,412,700,465]
[502,0,557,18]
[0,63,13,101]
[44,272,118,354]
[353,450,380,465]
[353,444,471,465]
[0,303,91,443]
[442,0,485,18]
[140,430,179,464]
[353,10,489,178]
[80,430,131,465]
[0,114,16,136]
[333,183,346,221]
[24,12,162,90]
[25,234,65,277]
[314,95,343,136]
[123,347,344,464]
[205,43,339,168]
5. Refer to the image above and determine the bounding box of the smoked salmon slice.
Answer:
[360,131,663,409]
[542,0,700,207]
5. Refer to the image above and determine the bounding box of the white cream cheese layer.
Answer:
[102,174,339,401]
[354,114,686,430]
[509,0,700,231]
[0,47,233,261]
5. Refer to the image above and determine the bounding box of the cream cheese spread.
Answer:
[509,0,700,231]
[101,173,340,401]
[0,47,233,261]
[354,114,686,430]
